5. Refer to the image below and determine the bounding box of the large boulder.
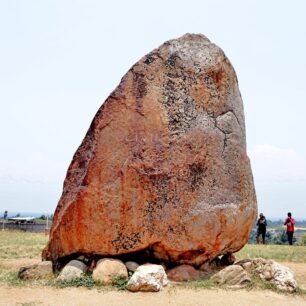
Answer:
[42,33,257,266]
[92,258,128,284]
[18,261,53,280]
[127,264,168,292]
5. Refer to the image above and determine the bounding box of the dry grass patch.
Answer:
[236,244,306,263]
[0,231,48,259]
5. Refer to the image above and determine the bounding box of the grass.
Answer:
[178,278,214,290]
[244,272,286,294]
[1,231,305,263]
[112,275,130,290]
[0,269,27,287]
[52,274,95,288]
[236,244,306,263]
[0,230,48,259]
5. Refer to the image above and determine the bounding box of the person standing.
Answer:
[284,212,295,245]
[256,213,267,244]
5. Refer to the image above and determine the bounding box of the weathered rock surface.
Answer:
[250,258,297,292]
[199,257,222,275]
[42,33,257,265]
[57,260,87,281]
[125,261,139,272]
[210,265,251,288]
[127,264,168,292]
[92,258,128,284]
[18,261,53,280]
[235,258,253,270]
[167,264,203,281]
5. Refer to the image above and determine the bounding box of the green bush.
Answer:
[112,276,129,290]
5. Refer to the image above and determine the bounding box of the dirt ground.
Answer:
[1,286,306,306]
[1,259,306,306]
[283,262,306,291]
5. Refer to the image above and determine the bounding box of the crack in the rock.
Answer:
[222,134,228,156]
[208,114,230,157]
[216,110,243,132]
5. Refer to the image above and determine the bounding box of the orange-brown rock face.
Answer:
[43,34,257,265]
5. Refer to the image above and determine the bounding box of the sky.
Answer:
[0,0,305,219]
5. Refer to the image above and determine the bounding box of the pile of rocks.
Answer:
[234,258,298,292]
[18,254,230,291]
[210,258,297,292]
[18,256,298,293]
[57,258,169,292]
[18,258,169,292]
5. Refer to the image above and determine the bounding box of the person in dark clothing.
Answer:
[284,212,295,245]
[256,213,267,244]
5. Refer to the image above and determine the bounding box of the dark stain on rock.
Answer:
[166,54,180,69]
[111,229,142,253]
[189,163,207,192]
[144,55,156,65]
[133,72,147,115]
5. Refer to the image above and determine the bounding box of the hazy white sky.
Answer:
[0,0,305,218]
